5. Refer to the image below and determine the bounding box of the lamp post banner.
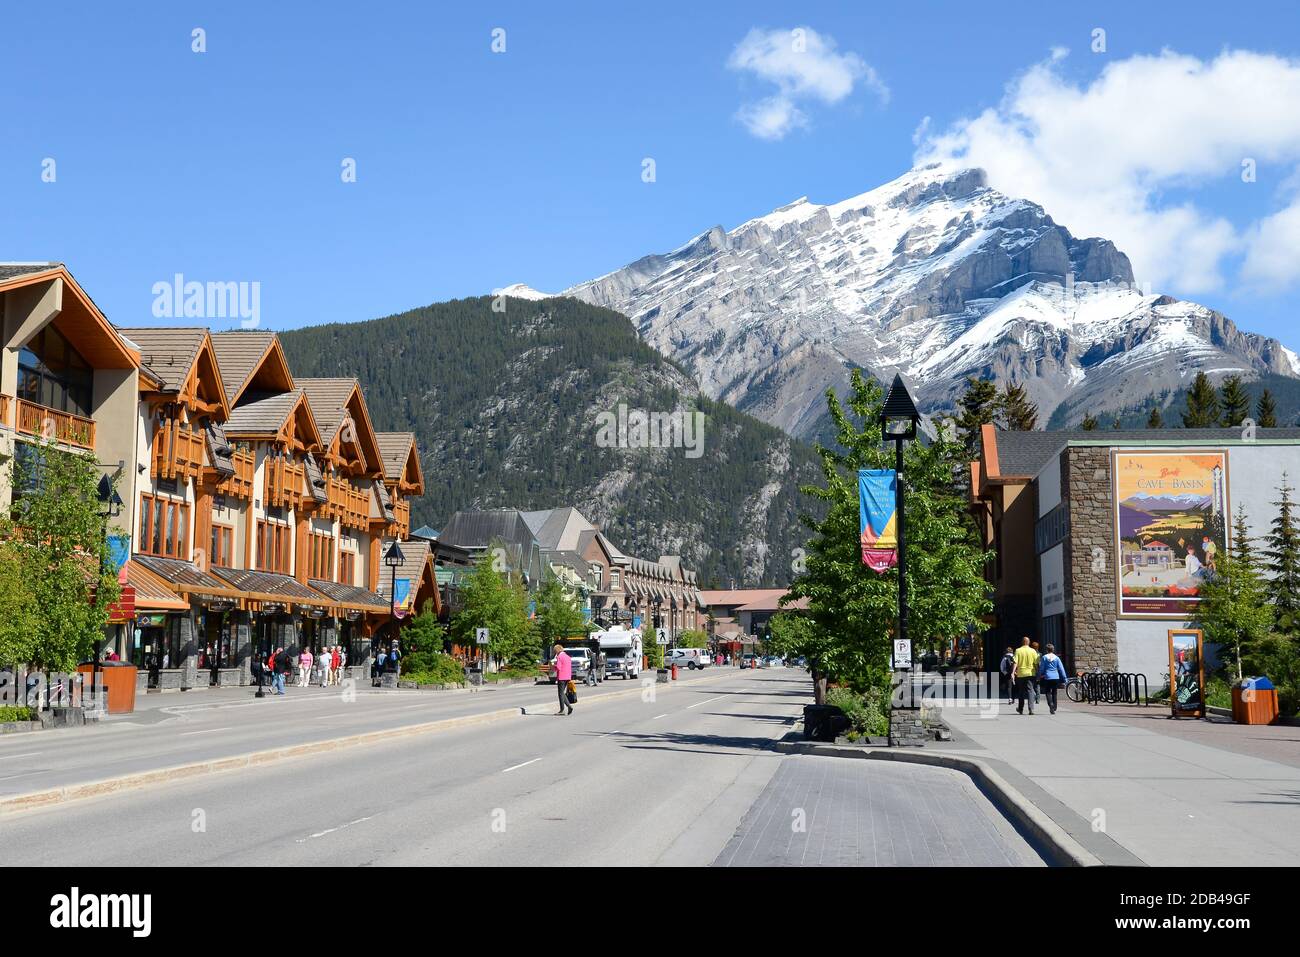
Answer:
[392,578,412,618]
[859,469,898,572]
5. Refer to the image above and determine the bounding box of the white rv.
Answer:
[594,626,642,680]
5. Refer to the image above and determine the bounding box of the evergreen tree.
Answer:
[787,370,992,703]
[1219,375,1251,428]
[1264,475,1300,638]
[1196,506,1273,681]
[1146,405,1164,429]
[1,442,121,672]
[955,376,1000,456]
[1182,371,1221,427]
[1111,417,1123,430]
[1080,414,1100,431]
[996,382,1039,431]
[1257,389,1279,428]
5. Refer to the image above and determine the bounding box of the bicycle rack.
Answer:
[1082,671,1149,705]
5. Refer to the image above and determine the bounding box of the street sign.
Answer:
[475,627,490,645]
[892,638,912,670]
[656,628,668,646]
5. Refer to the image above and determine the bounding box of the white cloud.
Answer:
[915,49,1300,294]
[728,26,886,141]
[1243,194,1300,290]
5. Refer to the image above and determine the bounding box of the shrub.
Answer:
[401,653,465,687]
[0,705,34,723]
[825,685,888,737]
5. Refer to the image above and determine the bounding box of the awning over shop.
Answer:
[132,554,247,601]
[124,559,190,611]
[210,566,332,609]
[309,579,389,613]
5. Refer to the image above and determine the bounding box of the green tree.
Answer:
[996,382,1038,431]
[1,443,121,673]
[1257,389,1279,428]
[0,540,39,668]
[955,376,999,455]
[1146,405,1164,429]
[1110,417,1123,430]
[1182,371,1221,427]
[533,570,586,647]
[402,600,446,659]
[1196,506,1273,681]
[1218,375,1251,428]
[767,611,834,702]
[450,551,533,669]
[1264,475,1300,638]
[1080,414,1100,431]
[787,370,992,703]
[675,629,708,648]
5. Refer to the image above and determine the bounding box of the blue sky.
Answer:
[3,1,1300,342]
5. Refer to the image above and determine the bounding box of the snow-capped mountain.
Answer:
[546,165,1298,437]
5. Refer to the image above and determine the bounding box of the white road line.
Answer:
[501,757,542,773]
[179,727,234,736]
[296,815,374,843]
[652,713,669,720]
[686,694,730,710]
[1,751,42,759]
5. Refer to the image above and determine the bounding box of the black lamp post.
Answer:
[94,475,124,707]
[384,539,404,660]
[880,374,920,672]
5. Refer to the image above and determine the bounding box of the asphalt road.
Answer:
[1,668,1043,867]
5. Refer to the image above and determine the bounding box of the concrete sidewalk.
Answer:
[939,699,1300,866]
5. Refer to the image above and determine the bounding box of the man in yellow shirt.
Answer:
[1013,636,1039,715]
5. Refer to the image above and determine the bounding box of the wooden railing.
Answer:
[215,448,255,500]
[393,499,410,539]
[263,456,306,511]
[324,476,370,530]
[0,394,10,429]
[15,398,95,451]
[151,418,205,481]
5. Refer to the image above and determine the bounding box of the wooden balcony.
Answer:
[0,394,10,429]
[393,499,410,539]
[15,398,95,451]
[214,448,255,500]
[151,418,205,482]
[263,456,306,511]
[324,476,370,531]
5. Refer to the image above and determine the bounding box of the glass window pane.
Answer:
[151,499,164,554]
[177,505,188,559]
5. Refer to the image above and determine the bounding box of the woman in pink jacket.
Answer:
[551,644,573,716]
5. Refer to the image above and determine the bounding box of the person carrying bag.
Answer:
[1037,643,1068,715]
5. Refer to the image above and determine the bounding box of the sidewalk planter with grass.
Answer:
[0,705,36,734]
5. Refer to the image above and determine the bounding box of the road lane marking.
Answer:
[652,713,669,720]
[501,757,542,773]
[686,694,730,710]
[179,727,233,736]
[1,752,42,759]
[297,815,374,843]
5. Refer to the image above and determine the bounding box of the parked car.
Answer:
[667,647,710,669]
[739,654,759,668]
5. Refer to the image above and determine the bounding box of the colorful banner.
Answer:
[1114,450,1228,616]
[107,535,131,573]
[393,578,412,618]
[859,469,898,572]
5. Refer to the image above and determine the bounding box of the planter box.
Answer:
[0,720,39,735]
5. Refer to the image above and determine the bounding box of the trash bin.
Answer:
[803,704,850,742]
[1232,677,1279,725]
[76,662,138,714]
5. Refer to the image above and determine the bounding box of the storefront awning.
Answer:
[132,554,247,601]
[124,559,191,611]
[209,566,333,608]
[309,579,389,613]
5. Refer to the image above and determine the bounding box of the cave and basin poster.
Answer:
[1113,450,1229,617]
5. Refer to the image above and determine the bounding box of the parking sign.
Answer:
[892,639,912,670]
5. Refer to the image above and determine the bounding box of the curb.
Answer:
[770,738,1103,867]
[0,667,738,817]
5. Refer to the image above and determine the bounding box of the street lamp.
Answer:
[879,373,920,667]
[94,474,124,705]
[384,539,404,671]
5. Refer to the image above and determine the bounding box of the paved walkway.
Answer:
[714,753,1043,867]
[940,699,1300,866]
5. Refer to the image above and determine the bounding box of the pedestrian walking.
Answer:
[373,646,387,687]
[271,647,288,695]
[999,646,1015,703]
[551,643,573,715]
[319,647,330,688]
[388,642,402,679]
[1030,640,1042,706]
[1013,636,1038,715]
[330,645,342,686]
[298,647,313,688]
[338,645,348,682]
[1038,643,1068,714]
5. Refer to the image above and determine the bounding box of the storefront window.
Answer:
[200,610,237,672]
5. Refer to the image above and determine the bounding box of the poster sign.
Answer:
[892,638,912,670]
[858,469,898,572]
[1167,629,1206,718]
[1113,450,1228,616]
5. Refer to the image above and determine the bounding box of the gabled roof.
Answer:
[0,262,140,369]
[521,506,594,552]
[224,389,322,450]
[375,431,424,494]
[119,327,231,419]
[698,589,790,608]
[297,378,385,478]
[210,331,294,405]
[375,540,442,617]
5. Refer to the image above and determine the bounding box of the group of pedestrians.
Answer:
[297,645,347,687]
[999,636,1069,715]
